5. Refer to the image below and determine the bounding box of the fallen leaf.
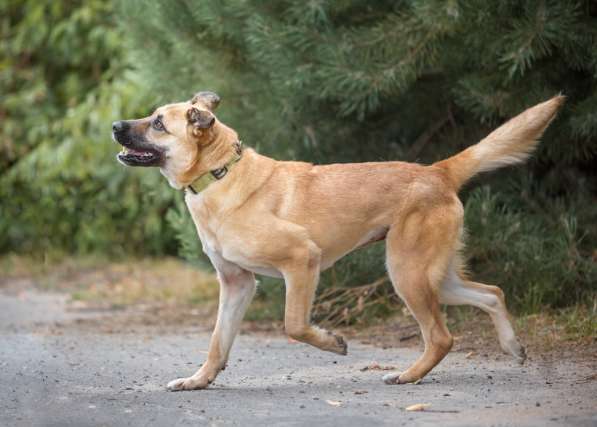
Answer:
[405,403,430,412]
[354,390,368,395]
[326,400,342,407]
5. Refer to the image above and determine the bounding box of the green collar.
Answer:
[185,142,243,195]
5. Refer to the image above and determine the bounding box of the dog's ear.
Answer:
[186,107,215,136]
[190,91,221,111]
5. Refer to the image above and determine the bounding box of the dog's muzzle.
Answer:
[112,120,164,167]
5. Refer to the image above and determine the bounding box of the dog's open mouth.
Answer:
[117,146,163,167]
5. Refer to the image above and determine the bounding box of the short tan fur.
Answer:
[112,93,564,390]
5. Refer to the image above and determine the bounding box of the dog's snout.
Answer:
[112,121,127,133]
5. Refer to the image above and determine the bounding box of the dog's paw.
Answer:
[382,372,403,385]
[325,331,348,355]
[333,334,348,355]
[382,371,422,385]
[166,376,210,391]
[514,344,527,365]
[501,338,527,364]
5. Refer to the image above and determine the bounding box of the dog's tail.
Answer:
[434,95,565,191]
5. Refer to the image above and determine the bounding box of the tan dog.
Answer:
[112,92,564,390]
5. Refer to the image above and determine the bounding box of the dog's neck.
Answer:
[192,123,239,177]
[185,142,242,194]
[161,122,241,190]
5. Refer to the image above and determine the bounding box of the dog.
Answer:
[112,92,563,390]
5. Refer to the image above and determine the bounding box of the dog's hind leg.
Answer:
[281,240,348,355]
[439,270,526,362]
[167,258,256,391]
[383,203,462,385]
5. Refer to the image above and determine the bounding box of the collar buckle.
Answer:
[211,166,228,180]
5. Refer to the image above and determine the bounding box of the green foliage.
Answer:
[1,0,595,316]
[464,187,596,312]
[0,0,176,254]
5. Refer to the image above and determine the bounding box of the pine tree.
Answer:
[118,0,597,313]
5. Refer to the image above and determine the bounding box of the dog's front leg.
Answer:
[167,266,256,391]
[282,243,347,355]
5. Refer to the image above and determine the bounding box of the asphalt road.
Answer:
[0,290,595,427]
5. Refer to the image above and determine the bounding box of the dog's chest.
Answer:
[184,192,283,278]
[185,193,224,254]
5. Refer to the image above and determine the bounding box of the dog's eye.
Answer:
[152,118,165,131]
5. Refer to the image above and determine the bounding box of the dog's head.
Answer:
[112,91,235,188]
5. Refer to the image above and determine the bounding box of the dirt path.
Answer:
[0,289,595,427]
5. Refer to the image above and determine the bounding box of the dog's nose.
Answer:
[112,121,126,132]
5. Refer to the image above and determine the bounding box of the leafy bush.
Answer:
[0,0,177,255]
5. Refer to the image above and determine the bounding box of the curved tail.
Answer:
[435,95,565,190]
